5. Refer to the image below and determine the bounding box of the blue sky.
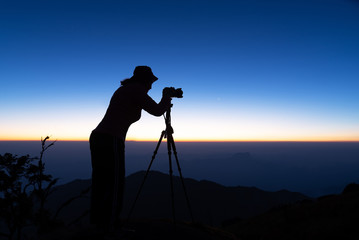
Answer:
[1,0,359,141]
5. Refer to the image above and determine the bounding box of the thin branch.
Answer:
[53,187,91,220]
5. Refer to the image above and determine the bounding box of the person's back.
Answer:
[95,83,147,140]
[94,82,171,140]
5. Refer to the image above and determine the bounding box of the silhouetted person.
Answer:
[89,66,172,233]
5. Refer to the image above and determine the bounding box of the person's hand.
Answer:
[162,87,174,98]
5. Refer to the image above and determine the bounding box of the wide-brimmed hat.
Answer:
[130,66,158,82]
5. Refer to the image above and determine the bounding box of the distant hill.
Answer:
[46,170,309,226]
[2,141,358,197]
[224,183,359,239]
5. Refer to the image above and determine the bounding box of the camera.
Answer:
[164,87,183,98]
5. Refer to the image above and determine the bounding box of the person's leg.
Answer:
[90,132,116,232]
[112,138,125,227]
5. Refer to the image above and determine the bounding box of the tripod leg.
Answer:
[167,136,176,225]
[168,134,194,222]
[126,130,166,222]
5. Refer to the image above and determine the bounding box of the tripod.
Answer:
[126,106,194,225]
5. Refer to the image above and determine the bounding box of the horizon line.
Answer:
[1,139,359,143]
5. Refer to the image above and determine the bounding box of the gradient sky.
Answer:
[1,0,359,141]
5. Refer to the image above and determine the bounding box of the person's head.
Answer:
[121,66,158,90]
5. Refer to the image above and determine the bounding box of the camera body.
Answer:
[164,87,183,98]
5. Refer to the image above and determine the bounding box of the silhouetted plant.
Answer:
[27,136,58,230]
[0,137,91,239]
[0,137,58,239]
[0,153,35,240]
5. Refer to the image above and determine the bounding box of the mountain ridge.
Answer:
[46,170,309,227]
[224,183,359,239]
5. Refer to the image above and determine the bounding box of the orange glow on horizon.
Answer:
[1,136,359,142]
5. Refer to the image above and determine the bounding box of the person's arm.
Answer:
[141,93,172,116]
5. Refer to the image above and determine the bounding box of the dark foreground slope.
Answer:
[47,171,308,227]
[224,183,359,240]
[39,220,238,240]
